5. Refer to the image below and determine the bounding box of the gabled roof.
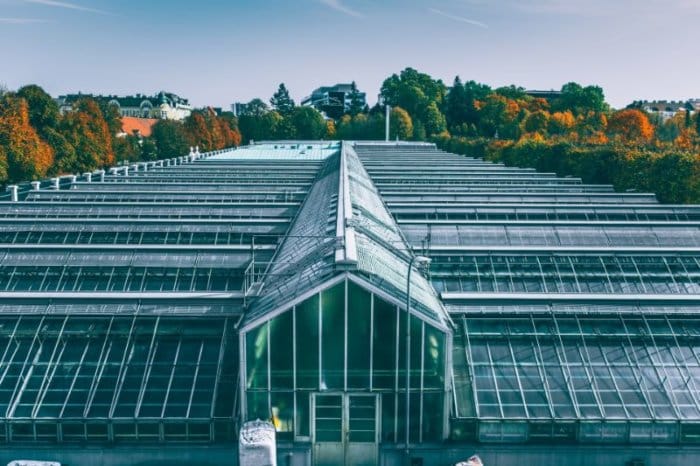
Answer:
[240,142,449,330]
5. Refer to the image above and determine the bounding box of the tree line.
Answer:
[0,85,241,186]
[239,67,700,203]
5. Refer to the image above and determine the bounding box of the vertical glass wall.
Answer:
[244,278,447,443]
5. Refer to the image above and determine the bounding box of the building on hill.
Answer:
[56,91,192,121]
[0,141,699,465]
[629,99,699,120]
[301,83,366,118]
[231,102,249,117]
[525,89,563,101]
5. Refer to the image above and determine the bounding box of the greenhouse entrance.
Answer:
[312,393,378,466]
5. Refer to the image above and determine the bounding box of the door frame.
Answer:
[311,392,380,466]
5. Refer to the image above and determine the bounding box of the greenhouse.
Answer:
[0,141,698,465]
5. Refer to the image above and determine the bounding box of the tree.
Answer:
[16,84,60,132]
[244,98,269,117]
[422,101,447,137]
[183,111,212,151]
[523,110,550,135]
[0,145,8,184]
[60,98,115,171]
[696,111,700,136]
[549,111,576,135]
[152,120,190,158]
[380,67,447,123]
[553,82,608,115]
[390,107,413,140]
[270,83,295,116]
[446,76,469,130]
[347,81,365,117]
[607,109,654,144]
[0,94,54,181]
[289,106,326,140]
[42,127,77,174]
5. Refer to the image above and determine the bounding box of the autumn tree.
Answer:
[0,94,54,181]
[184,111,213,151]
[523,110,550,135]
[549,111,576,135]
[61,98,115,171]
[390,106,413,140]
[607,109,654,144]
[270,83,295,116]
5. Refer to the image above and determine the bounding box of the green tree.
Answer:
[423,101,447,136]
[151,120,190,158]
[446,76,469,130]
[380,67,447,121]
[289,106,326,139]
[16,84,60,132]
[390,106,413,140]
[42,127,77,174]
[270,83,295,116]
[553,82,608,115]
[348,81,365,117]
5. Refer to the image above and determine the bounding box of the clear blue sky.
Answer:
[1,0,698,109]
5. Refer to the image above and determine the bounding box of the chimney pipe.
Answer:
[51,177,60,190]
[83,172,92,183]
[31,181,41,191]
[7,185,18,202]
[385,105,391,142]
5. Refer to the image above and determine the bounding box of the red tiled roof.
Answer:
[121,117,158,137]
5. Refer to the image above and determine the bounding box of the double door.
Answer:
[312,393,378,466]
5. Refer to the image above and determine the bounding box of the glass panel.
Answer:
[348,396,376,442]
[246,391,269,421]
[246,323,268,390]
[269,311,293,389]
[373,296,397,390]
[271,392,294,438]
[321,283,345,390]
[423,325,445,389]
[296,294,319,390]
[314,394,342,442]
[422,393,443,442]
[296,392,310,437]
[347,281,371,389]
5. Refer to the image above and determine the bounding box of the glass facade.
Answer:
[244,279,447,443]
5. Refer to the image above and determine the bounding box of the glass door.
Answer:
[312,393,378,466]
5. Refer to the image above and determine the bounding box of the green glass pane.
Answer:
[270,311,293,389]
[271,392,294,439]
[296,392,310,437]
[373,295,397,390]
[347,281,371,389]
[397,311,408,391]
[296,294,319,389]
[410,317,423,389]
[424,325,445,389]
[246,391,269,421]
[422,393,444,442]
[321,283,345,390]
[245,323,268,389]
[381,393,396,442]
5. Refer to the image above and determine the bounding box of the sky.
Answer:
[1,0,698,109]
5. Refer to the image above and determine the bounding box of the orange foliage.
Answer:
[0,96,54,181]
[607,109,654,144]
